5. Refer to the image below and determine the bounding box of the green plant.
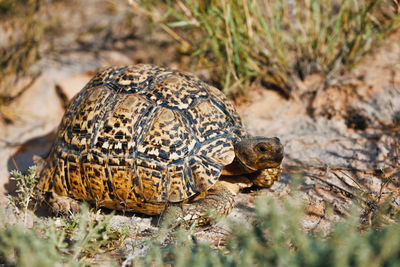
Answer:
[3,163,128,265]
[0,0,43,104]
[0,223,67,267]
[65,205,128,260]
[4,161,400,265]
[0,202,125,266]
[7,166,38,225]
[132,196,400,266]
[359,167,400,229]
[140,0,400,97]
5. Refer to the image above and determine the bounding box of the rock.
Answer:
[55,72,94,107]
[0,55,103,196]
[100,51,133,67]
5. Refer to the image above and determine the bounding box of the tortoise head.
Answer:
[234,137,284,172]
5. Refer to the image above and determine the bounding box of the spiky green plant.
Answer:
[3,165,127,266]
[7,166,38,225]
[0,203,125,266]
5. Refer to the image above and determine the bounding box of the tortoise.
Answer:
[35,64,283,225]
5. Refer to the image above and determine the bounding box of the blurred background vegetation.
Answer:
[140,0,400,97]
[1,0,399,101]
[0,0,138,107]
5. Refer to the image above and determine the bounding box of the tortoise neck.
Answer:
[221,157,255,176]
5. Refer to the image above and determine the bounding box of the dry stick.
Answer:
[339,168,400,209]
[305,172,361,202]
[394,0,400,13]
[306,172,381,213]
[309,214,326,235]
[338,170,364,192]
[11,156,20,172]
[0,72,41,105]
[177,1,193,18]
[159,23,192,51]
[378,172,400,203]
[331,172,365,199]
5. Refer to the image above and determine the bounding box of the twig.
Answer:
[0,72,41,105]
[332,171,365,197]
[304,172,356,199]
[305,172,380,212]
[338,170,364,191]
[11,156,20,172]
[159,23,192,50]
[309,214,326,235]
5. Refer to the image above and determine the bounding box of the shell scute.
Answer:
[92,94,152,158]
[137,107,197,163]
[188,99,235,142]
[189,156,222,192]
[38,64,246,213]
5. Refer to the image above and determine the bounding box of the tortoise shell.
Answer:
[37,64,248,215]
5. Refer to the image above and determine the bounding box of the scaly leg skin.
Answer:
[250,167,282,187]
[47,192,80,216]
[163,181,237,227]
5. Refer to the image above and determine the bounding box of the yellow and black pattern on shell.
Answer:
[37,64,248,215]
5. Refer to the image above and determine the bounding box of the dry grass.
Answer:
[140,0,400,97]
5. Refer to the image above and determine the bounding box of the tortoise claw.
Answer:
[48,192,80,216]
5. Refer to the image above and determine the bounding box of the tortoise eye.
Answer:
[257,145,268,153]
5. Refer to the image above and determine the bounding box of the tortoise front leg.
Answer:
[164,181,238,226]
[249,167,282,187]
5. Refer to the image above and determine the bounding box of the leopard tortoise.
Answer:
[36,64,283,225]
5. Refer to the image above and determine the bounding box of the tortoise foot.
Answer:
[48,192,80,216]
[162,182,235,228]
